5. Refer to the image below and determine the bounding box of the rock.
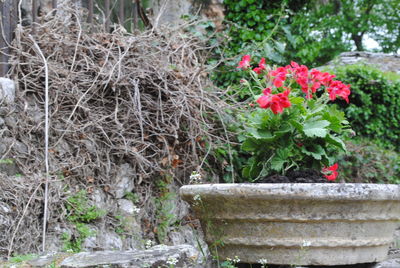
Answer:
[0,78,15,104]
[151,0,224,29]
[82,236,97,250]
[151,0,191,26]
[0,143,6,155]
[372,258,400,268]
[60,244,204,268]
[117,199,137,216]
[325,52,400,74]
[391,228,400,250]
[14,141,29,154]
[0,202,11,226]
[98,232,123,250]
[91,188,116,212]
[112,163,135,199]
[27,253,58,267]
[169,225,208,251]
[0,159,20,176]
[4,116,17,129]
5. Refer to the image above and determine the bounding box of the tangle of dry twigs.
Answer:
[1,6,235,255]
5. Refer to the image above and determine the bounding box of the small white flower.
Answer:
[145,240,154,249]
[166,256,179,265]
[233,256,240,263]
[133,205,140,214]
[259,258,268,265]
[189,171,202,184]
[193,194,201,201]
[302,240,311,247]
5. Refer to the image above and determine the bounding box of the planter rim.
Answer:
[180,183,400,201]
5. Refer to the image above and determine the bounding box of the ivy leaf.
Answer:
[303,119,330,137]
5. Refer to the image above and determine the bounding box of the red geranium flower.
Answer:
[327,81,351,103]
[257,89,291,114]
[322,163,339,181]
[269,67,288,88]
[253,58,266,74]
[237,55,251,69]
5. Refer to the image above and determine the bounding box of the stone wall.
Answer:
[326,51,400,74]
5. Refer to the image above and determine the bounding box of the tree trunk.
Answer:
[352,33,364,51]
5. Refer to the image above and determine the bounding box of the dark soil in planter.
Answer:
[257,169,329,183]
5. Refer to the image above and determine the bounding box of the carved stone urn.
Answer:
[180,183,400,266]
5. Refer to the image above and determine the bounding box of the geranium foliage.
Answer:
[237,56,352,181]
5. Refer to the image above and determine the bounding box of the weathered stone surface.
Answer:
[60,244,203,268]
[117,199,137,216]
[91,188,111,212]
[98,232,123,251]
[372,258,400,268]
[0,160,20,176]
[0,78,15,105]
[326,52,400,73]
[391,228,400,250]
[150,0,224,29]
[180,183,400,266]
[0,203,11,226]
[112,163,135,199]
[27,253,58,267]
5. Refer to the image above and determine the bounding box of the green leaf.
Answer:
[274,124,292,136]
[274,41,286,53]
[289,119,303,132]
[303,119,330,137]
[289,96,304,105]
[322,106,346,132]
[326,134,346,151]
[270,156,285,171]
[301,144,326,160]
[248,128,275,140]
[241,138,258,151]
[282,25,296,47]
[242,166,251,178]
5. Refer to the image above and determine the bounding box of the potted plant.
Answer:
[180,56,400,266]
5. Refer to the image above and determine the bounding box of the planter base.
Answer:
[218,244,388,266]
[180,183,400,266]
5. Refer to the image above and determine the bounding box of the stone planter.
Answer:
[180,183,400,266]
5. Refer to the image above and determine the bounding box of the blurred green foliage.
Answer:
[212,0,400,88]
[338,138,400,184]
[331,64,400,150]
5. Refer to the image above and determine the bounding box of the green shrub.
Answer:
[338,138,400,184]
[212,0,299,89]
[331,64,400,150]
